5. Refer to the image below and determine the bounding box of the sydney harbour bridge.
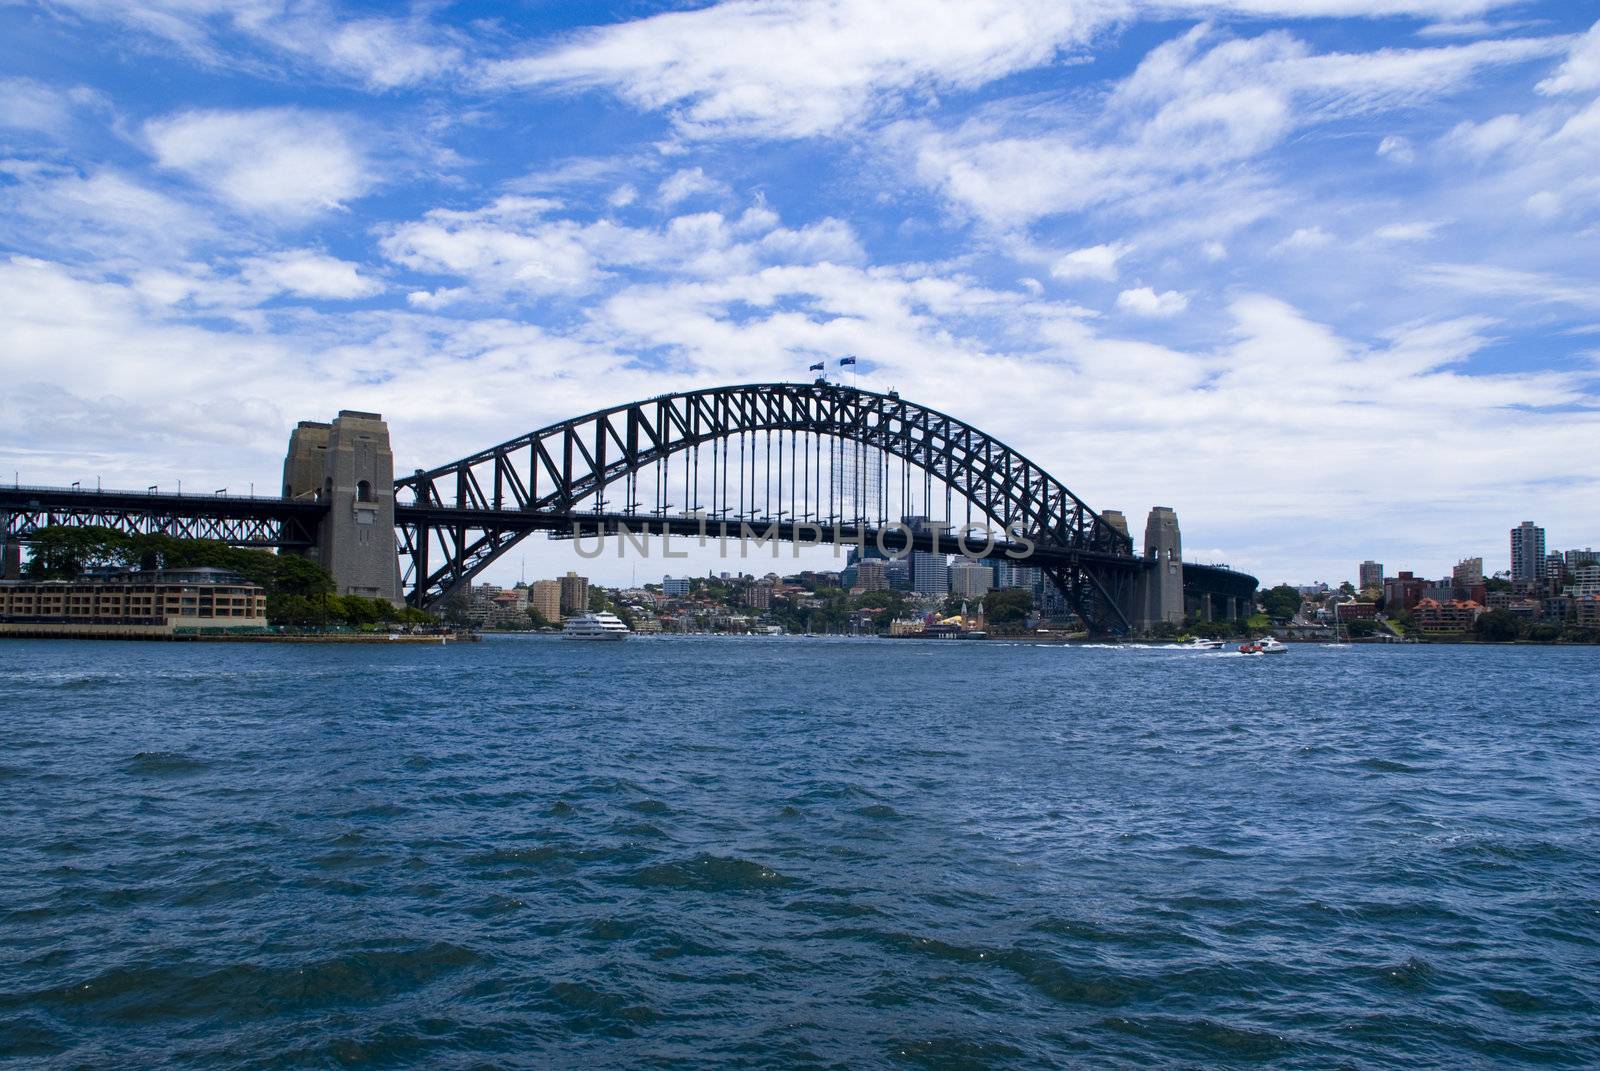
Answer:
[0,382,1256,634]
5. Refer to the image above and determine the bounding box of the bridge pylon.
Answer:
[1135,506,1184,630]
[282,411,403,605]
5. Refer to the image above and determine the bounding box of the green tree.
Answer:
[1474,609,1524,642]
[982,588,1033,630]
[24,526,130,577]
[1261,584,1302,621]
[1345,619,1379,637]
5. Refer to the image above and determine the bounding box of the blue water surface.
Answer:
[2,637,1597,1069]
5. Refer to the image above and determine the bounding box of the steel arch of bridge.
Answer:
[395,382,1139,631]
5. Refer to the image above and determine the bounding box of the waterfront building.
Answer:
[1577,595,1600,629]
[529,579,562,624]
[1358,560,1383,591]
[1335,602,1378,622]
[0,568,267,637]
[1510,522,1546,583]
[1566,564,1600,598]
[559,571,589,613]
[1542,595,1574,622]
[745,584,772,609]
[1412,598,1483,634]
[948,559,993,599]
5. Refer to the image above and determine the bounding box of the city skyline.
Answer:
[3,1,1598,587]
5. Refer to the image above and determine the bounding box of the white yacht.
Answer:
[561,611,631,640]
[1180,636,1227,651]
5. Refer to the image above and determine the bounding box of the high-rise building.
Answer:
[662,576,692,597]
[529,579,562,624]
[949,559,993,598]
[1564,548,1597,569]
[994,561,1041,592]
[1510,522,1546,583]
[559,571,589,614]
[855,559,888,592]
[1358,560,1383,591]
[910,551,949,594]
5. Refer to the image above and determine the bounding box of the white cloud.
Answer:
[485,0,1119,139]
[1116,286,1189,317]
[1050,242,1131,281]
[1377,134,1416,162]
[0,166,221,258]
[901,25,1562,229]
[317,18,462,89]
[1373,220,1442,241]
[0,78,105,134]
[1537,18,1600,95]
[378,196,865,299]
[1276,226,1334,251]
[145,108,373,222]
[38,2,461,90]
[657,167,729,207]
[608,184,639,208]
[1419,263,1600,309]
[242,250,383,299]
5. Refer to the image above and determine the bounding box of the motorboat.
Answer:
[1180,636,1227,650]
[1238,637,1288,655]
[561,611,631,640]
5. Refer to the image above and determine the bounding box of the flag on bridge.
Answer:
[838,356,857,366]
[808,362,824,371]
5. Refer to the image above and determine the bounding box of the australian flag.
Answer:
[838,356,857,366]
[808,361,824,371]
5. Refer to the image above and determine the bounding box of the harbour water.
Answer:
[3,637,1597,1068]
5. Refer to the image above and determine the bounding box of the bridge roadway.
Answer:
[0,484,1243,591]
[2,485,1130,571]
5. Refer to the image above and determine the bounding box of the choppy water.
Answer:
[3,637,1598,1069]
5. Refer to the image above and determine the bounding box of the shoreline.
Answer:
[0,627,475,644]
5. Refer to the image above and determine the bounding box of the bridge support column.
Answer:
[1,528,19,579]
[282,411,402,605]
[1134,506,1184,631]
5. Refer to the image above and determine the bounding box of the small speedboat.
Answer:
[1238,637,1288,655]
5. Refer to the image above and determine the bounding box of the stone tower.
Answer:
[1136,506,1184,630]
[281,420,330,501]
[281,411,402,605]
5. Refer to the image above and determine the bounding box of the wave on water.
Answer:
[628,853,791,892]
[121,752,210,776]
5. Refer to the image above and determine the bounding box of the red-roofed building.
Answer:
[1412,598,1483,634]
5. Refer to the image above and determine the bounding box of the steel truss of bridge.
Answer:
[394,382,1138,631]
[1,485,322,547]
[1,382,1259,634]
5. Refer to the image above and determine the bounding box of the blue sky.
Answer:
[2,0,1597,586]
